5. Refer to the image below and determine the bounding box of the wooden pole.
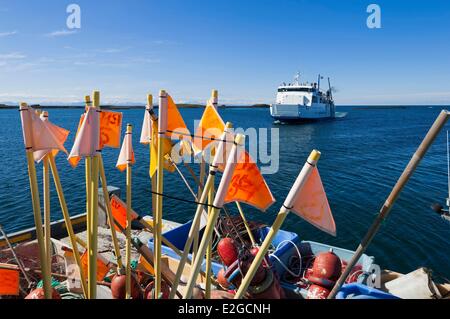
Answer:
[328,109,450,298]
[234,150,321,299]
[42,155,53,298]
[125,124,133,299]
[88,90,101,299]
[98,156,123,269]
[154,90,168,298]
[184,134,246,299]
[19,103,52,299]
[168,123,233,298]
[48,153,87,296]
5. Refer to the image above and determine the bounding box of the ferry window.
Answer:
[278,88,313,93]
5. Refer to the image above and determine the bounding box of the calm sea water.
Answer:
[1,106,449,279]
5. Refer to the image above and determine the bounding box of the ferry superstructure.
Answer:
[270,73,336,122]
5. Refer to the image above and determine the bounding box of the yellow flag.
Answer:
[150,119,175,177]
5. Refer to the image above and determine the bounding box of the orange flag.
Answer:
[165,95,190,140]
[290,167,336,236]
[193,103,225,154]
[99,110,123,149]
[80,251,110,281]
[224,151,275,212]
[110,195,139,232]
[0,265,20,296]
[68,106,100,168]
[19,104,68,161]
[116,129,135,172]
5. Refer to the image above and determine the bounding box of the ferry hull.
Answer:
[270,103,335,122]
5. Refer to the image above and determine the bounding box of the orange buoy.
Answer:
[217,268,231,289]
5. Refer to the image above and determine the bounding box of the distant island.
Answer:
[0,103,271,110]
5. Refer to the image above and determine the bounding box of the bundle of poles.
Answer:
[18,87,450,299]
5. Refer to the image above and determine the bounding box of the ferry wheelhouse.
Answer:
[270,73,336,122]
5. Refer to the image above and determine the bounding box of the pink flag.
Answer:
[19,104,68,162]
[33,112,70,163]
[290,166,336,236]
[116,129,135,172]
[68,107,100,168]
[140,109,152,145]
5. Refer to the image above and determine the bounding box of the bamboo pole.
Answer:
[205,89,218,298]
[125,124,133,299]
[169,123,233,298]
[98,156,123,269]
[328,109,450,298]
[42,155,53,298]
[235,202,256,247]
[146,95,158,219]
[154,90,168,298]
[234,150,321,299]
[48,153,87,296]
[205,173,214,299]
[88,90,101,299]
[19,103,52,299]
[184,133,246,299]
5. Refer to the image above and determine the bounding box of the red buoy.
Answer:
[111,274,142,299]
[307,284,330,299]
[25,288,61,299]
[308,250,342,288]
[217,238,239,266]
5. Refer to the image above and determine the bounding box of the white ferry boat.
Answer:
[270,73,336,122]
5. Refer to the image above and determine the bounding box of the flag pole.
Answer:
[43,154,53,299]
[169,123,233,298]
[40,112,53,281]
[205,89,219,298]
[125,124,133,299]
[234,150,321,299]
[154,90,169,298]
[184,133,246,299]
[235,202,257,247]
[328,109,450,298]
[205,170,214,299]
[19,103,52,299]
[88,90,101,299]
[146,95,158,218]
[48,152,88,296]
[98,156,123,269]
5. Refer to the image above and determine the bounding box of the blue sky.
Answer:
[0,0,449,105]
